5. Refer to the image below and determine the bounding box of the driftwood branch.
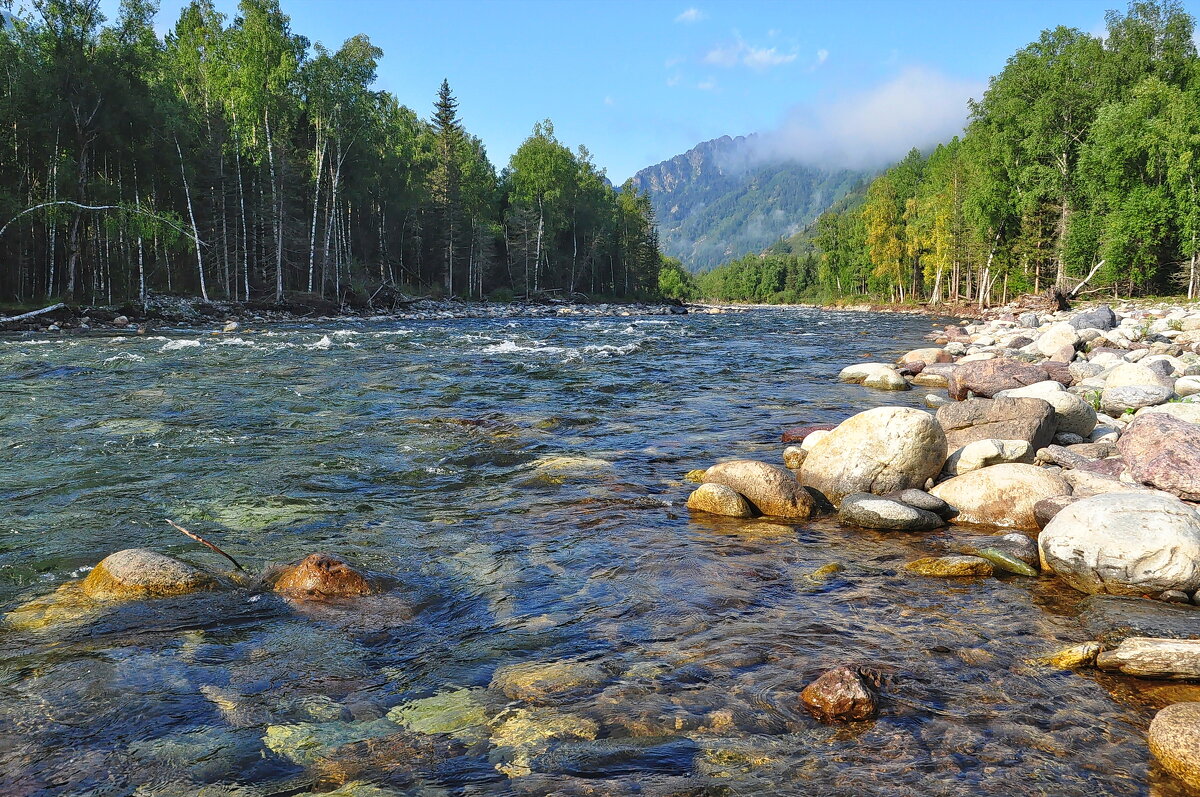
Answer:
[166,519,245,571]
[0,302,65,323]
[1068,259,1105,299]
[0,201,202,245]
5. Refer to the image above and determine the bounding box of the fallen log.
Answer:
[1095,637,1200,679]
[0,302,65,323]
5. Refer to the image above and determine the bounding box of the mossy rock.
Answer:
[386,688,489,741]
[262,719,397,766]
[81,549,218,600]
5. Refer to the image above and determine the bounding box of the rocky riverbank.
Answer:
[684,298,1200,790]
[0,293,693,334]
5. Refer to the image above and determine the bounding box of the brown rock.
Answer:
[81,549,217,601]
[935,397,1057,451]
[312,730,465,788]
[1117,413,1200,500]
[800,665,878,722]
[271,553,374,599]
[930,463,1070,530]
[781,423,837,444]
[1034,495,1078,528]
[948,358,1060,400]
[703,459,814,519]
[686,483,754,518]
[1150,702,1200,790]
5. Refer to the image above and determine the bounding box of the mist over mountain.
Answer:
[631,134,872,272]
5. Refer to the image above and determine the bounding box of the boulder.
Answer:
[81,549,217,601]
[799,666,877,722]
[271,553,374,599]
[1136,402,1200,425]
[839,363,900,384]
[949,533,1039,575]
[1034,495,1078,528]
[838,493,944,531]
[799,407,947,507]
[942,439,1032,477]
[782,446,805,469]
[884,489,954,519]
[948,358,1063,400]
[703,460,813,519]
[1175,375,1200,397]
[1100,384,1173,415]
[935,397,1056,451]
[1118,413,1200,499]
[1150,702,1200,790]
[1036,323,1080,357]
[1032,642,1101,670]
[686,483,754,518]
[1104,361,1174,389]
[1038,492,1200,595]
[898,347,950,366]
[862,368,909,391]
[905,555,994,577]
[1069,305,1118,331]
[997,380,1097,437]
[930,463,1069,530]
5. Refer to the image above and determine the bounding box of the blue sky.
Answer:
[88,0,1200,181]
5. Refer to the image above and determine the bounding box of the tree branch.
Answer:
[0,201,202,245]
[166,519,245,572]
[1068,259,1105,298]
[0,303,65,323]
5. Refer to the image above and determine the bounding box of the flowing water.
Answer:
[0,309,1190,796]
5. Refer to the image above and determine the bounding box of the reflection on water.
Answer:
[0,310,1184,795]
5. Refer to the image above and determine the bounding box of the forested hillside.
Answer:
[691,0,1200,307]
[630,135,868,272]
[0,0,662,306]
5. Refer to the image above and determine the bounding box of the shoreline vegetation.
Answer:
[661,1,1200,313]
[0,2,664,308]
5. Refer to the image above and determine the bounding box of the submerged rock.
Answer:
[490,659,606,701]
[799,407,946,507]
[489,708,600,778]
[1150,702,1200,790]
[310,729,465,789]
[1079,595,1200,644]
[1039,493,1200,595]
[930,463,1070,530]
[81,548,218,601]
[703,459,813,519]
[905,555,994,577]
[386,688,489,741]
[270,553,374,599]
[683,469,707,483]
[799,665,878,722]
[838,493,944,531]
[686,483,754,518]
[263,718,398,766]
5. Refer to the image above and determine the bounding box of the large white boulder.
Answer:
[1039,492,1200,595]
[800,407,946,507]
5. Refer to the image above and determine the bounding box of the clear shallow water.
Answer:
[0,309,1189,796]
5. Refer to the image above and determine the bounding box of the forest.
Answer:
[0,0,664,307]
[686,0,1200,307]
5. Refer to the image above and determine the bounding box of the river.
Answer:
[0,309,1187,796]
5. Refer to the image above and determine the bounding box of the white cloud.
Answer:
[664,56,685,68]
[666,73,683,87]
[675,7,707,23]
[816,49,829,66]
[704,35,798,71]
[697,77,718,91]
[745,66,984,169]
[704,42,742,67]
[743,45,797,70]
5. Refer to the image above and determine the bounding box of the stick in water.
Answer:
[166,519,246,571]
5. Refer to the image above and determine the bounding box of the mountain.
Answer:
[631,134,871,272]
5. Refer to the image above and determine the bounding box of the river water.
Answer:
[0,309,1190,796]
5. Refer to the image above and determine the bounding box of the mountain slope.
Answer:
[631,134,871,271]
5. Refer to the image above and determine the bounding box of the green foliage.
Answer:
[0,1,660,304]
[696,0,1200,307]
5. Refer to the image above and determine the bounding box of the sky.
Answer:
[88,0,1200,182]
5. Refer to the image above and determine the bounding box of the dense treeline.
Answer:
[0,0,662,306]
[693,0,1200,307]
